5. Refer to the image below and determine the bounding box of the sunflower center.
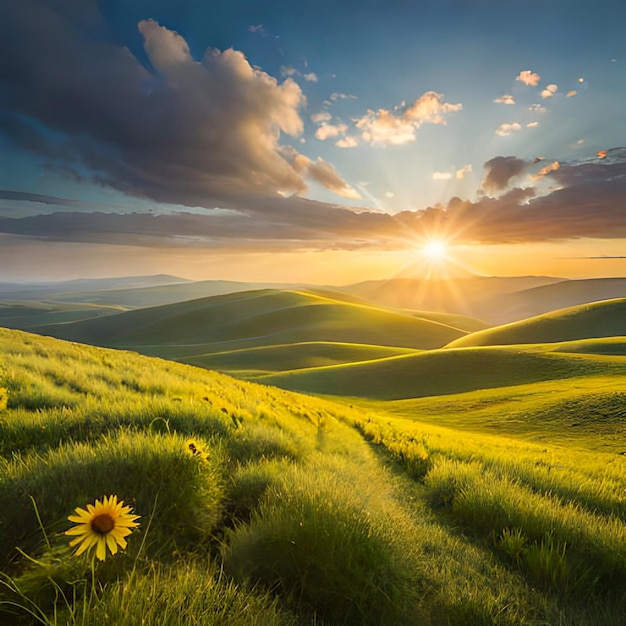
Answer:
[91,513,115,534]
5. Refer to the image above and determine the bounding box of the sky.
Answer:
[1,0,625,283]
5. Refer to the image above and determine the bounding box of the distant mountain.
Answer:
[446,297,626,348]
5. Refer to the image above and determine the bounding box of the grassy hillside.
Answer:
[447,298,626,348]
[0,301,124,329]
[0,328,625,625]
[258,344,626,400]
[183,341,418,377]
[33,289,473,353]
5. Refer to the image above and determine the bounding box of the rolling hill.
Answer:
[32,289,478,357]
[2,327,624,624]
[257,344,626,400]
[486,277,626,323]
[446,297,626,348]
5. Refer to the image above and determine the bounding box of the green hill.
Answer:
[0,328,625,624]
[446,298,626,349]
[489,277,626,323]
[257,344,626,400]
[184,341,417,377]
[33,289,472,353]
[0,300,125,329]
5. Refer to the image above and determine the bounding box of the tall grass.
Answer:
[1,327,625,624]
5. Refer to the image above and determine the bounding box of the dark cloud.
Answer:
[3,151,626,249]
[482,156,530,193]
[0,2,356,210]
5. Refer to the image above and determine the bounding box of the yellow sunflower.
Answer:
[65,495,140,561]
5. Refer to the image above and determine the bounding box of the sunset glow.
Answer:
[0,1,624,283]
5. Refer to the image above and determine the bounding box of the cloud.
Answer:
[310,111,332,123]
[495,122,522,137]
[528,104,548,113]
[248,24,265,33]
[315,122,348,140]
[516,70,541,86]
[482,156,528,192]
[0,5,365,209]
[329,92,357,101]
[541,84,558,99]
[3,149,626,249]
[526,121,539,128]
[280,65,298,76]
[493,94,515,105]
[456,164,472,179]
[532,161,560,179]
[432,172,453,181]
[303,72,318,82]
[356,91,462,146]
[566,90,577,97]
[335,136,359,148]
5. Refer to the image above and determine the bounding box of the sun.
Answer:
[422,240,447,260]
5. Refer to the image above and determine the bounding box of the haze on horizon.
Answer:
[1,0,625,284]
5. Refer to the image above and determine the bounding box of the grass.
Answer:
[0,326,625,624]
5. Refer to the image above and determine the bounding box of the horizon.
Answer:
[1,1,625,283]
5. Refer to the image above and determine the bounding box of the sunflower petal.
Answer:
[106,533,119,555]
[95,537,107,561]
[65,524,92,536]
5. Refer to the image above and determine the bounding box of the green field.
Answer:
[0,327,625,625]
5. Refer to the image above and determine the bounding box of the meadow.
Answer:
[1,326,625,625]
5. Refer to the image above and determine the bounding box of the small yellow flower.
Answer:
[65,495,140,561]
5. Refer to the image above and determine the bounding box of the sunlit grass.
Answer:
[1,327,625,624]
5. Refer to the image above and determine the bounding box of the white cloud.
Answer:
[495,122,522,137]
[528,104,548,113]
[566,90,577,97]
[541,84,558,99]
[280,65,297,77]
[433,171,453,180]
[310,111,332,123]
[493,94,515,105]
[329,92,357,101]
[356,91,462,146]
[303,72,318,82]
[385,191,395,198]
[516,70,541,86]
[335,136,358,148]
[248,24,264,33]
[315,122,348,140]
[456,164,472,179]
[526,121,539,128]
[577,139,585,145]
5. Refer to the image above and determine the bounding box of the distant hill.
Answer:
[0,300,124,329]
[33,289,474,356]
[342,276,564,324]
[446,298,626,348]
[485,277,626,323]
[0,274,190,302]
